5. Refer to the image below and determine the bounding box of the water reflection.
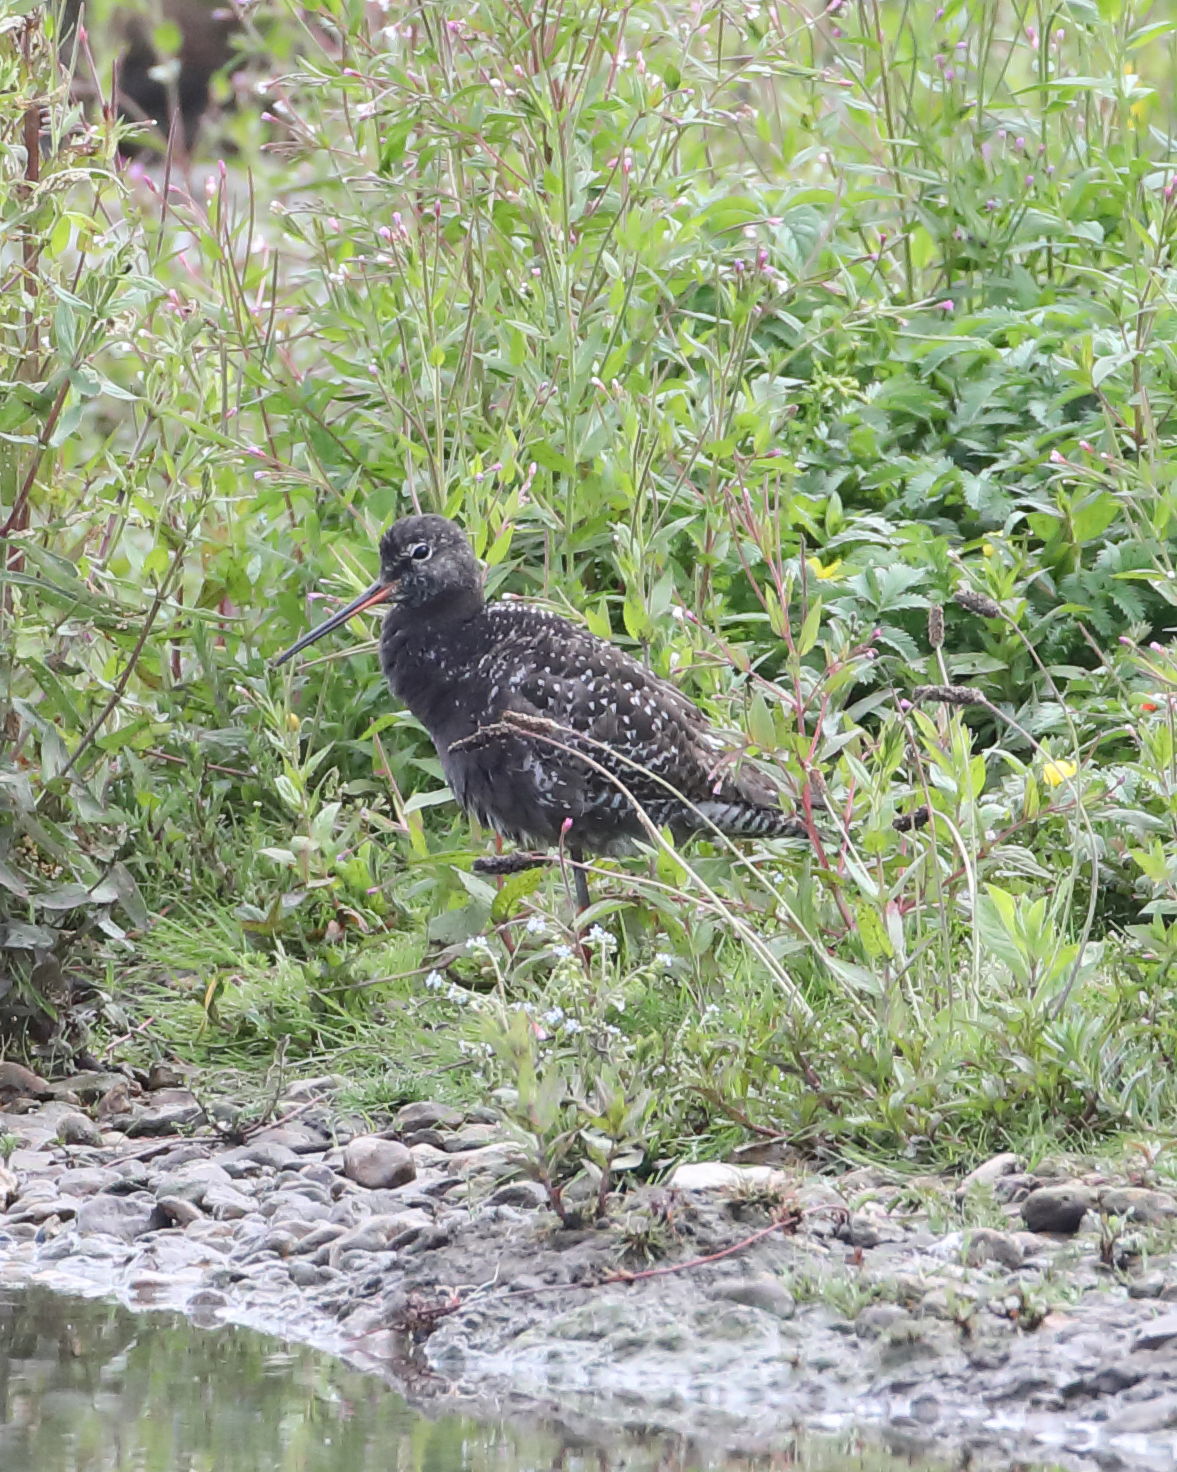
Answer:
[0,1287,1048,1472]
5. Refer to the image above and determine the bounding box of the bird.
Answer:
[272,515,802,909]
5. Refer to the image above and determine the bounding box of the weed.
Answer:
[6,0,1177,1186]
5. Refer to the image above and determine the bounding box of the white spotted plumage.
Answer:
[363,516,802,856]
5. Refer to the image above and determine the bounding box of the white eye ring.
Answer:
[410,543,432,561]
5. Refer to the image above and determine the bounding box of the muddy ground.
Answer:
[0,1062,1176,1470]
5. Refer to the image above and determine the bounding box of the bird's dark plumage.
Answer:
[274,516,799,884]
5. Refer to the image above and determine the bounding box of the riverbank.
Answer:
[1,1065,1176,1470]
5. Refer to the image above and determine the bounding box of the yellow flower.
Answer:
[807,556,843,582]
[981,542,995,557]
[1042,759,1077,787]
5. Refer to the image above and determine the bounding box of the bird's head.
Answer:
[271,514,483,668]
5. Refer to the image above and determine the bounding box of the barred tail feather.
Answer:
[690,801,805,839]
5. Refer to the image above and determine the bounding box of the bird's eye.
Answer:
[410,543,432,562]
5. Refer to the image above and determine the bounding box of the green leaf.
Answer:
[490,866,546,922]
[855,902,893,961]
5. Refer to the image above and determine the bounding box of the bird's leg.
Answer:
[569,845,591,913]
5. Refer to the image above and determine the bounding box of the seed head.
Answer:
[954,589,1002,619]
[911,684,987,707]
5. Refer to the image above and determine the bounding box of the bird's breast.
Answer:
[380,619,496,752]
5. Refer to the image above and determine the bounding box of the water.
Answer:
[0,1286,1054,1472]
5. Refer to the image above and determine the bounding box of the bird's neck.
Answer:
[388,588,485,633]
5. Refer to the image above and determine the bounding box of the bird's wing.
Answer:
[479,605,727,803]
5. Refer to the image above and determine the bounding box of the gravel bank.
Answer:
[1,1064,1176,1470]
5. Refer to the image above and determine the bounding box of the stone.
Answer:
[1133,1311,1177,1351]
[1108,1393,1177,1433]
[287,1261,333,1287]
[152,1161,234,1207]
[202,1184,256,1220]
[187,1288,228,1309]
[42,1071,128,1103]
[487,1180,548,1210]
[247,1124,330,1153]
[1098,1186,1177,1226]
[323,1211,432,1266]
[962,1228,1024,1269]
[855,1304,914,1338]
[392,1100,464,1133]
[51,1166,117,1198]
[291,1223,347,1255]
[439,1142,526,1183]
[156,1195,203,1227]
[282,1075,347,1101]
[145,1061,187,1090]
[123,1090,205,1136]
[95,1080,141,1120]
[955,1151,1023,1199]
[266,1195,335,1227]
[76,1193,167,1242]
[219,1142,301,1172]
[56,1112,104,1147]
[993,1173,1042,1204]
[0,1163,17,1209]
[440,1123,500,1152]
[1127,1275,1168,1300]
[0,1062,52,1101]
[342,1137,416,1190]
[709,1276,795,1320]
[1021,1184,1092,1235]
[666,1162,789,1193]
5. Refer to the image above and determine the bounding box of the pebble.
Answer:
[56,1112,104,1147]
[962,1227,1024,1269]
[122,1091,206,1137]
[0,1062,52,1101]
[1133,1311,1177,1351]
[75,1193,168,1242]
[1098,1186,1177,1225]
[7,1087,1177,1468]
[156,1195,204,1227]
[1021,1184,1093,1235]
[666,1162,790,1193]
[955,1151,1023,1199]
[393,1101,464,1133]
[203,1184,257,1220]
[342,1137,416,1190]
[709,1275,796,1320]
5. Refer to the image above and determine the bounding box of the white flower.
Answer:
[543,1007,565,1026]
[586,925,616,949]
[424,970,444,990]
[563,1018,583,1035]
[446,983,468,1005]
[655,952,676,968]
[525,915,548,935]
[552,944,573,960]
[466,936,492,955]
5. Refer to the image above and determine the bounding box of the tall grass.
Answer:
[4,0,1177,1171]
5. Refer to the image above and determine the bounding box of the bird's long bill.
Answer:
[270,579,396,667]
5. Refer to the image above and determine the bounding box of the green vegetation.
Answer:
[6,0,1177,1186]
